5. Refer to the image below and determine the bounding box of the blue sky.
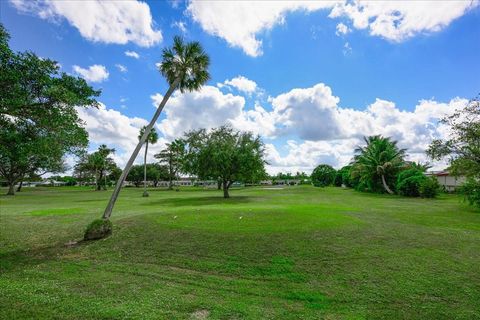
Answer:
[2,0,480,173]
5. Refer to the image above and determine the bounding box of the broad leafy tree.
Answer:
[138,126,159,197]
[428,96,480,207]
[182,126,266,198]
[351,135,406,194]
[155,140,184,190]
[126,165,144,187]
[146,163,169,187]
[311,164,336,187]
[427,96,480,178]
[0,24,99,195]
[101,36,210,221]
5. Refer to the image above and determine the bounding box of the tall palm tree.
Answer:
[138,126,159,197]
[352,135,406,194]
[101,36,210,220]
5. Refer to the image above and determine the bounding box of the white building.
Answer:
[427,171,466,192]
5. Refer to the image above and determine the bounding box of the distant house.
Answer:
[194,180,217,187]
[274,179,300,186]
[427,171,466,192]
[157,178,194,187]
[16,180,66,187]
[260,180,273,185]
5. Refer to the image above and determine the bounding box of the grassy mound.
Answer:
[84,218,112,240]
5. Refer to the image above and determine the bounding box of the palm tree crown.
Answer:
[159,36,210,93]
[352,135,406,193]
[139,126,159,145]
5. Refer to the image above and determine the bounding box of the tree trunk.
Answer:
[143,141,149,197]
[217,179,222,190]
[168,158,174,190]
[381,174,394,194]
[7,182,15,196]
[16,180,23,192]
[223,180,230,198]
[96,172,102,191]
[102,78,180,220]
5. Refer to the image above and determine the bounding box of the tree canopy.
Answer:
[311,164,336,187]
[0,24,99,195]
[155,140,184,190]
[181,126,266,198]
[428,96,480,208]
[73,145,117,190]
[427,96,480,179]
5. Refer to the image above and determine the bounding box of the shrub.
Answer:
[396,168,426,197]
[334,171,343,187]
[459,178,480,209]
[84,219,113,240]
[419,176,440,198]
[334,166,351,187]
[311,164,336,187]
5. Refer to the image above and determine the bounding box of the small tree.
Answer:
[73,145,117,190]
[155,140,184,190]
[311,164,336,187]
[146,163,169,187]
[138,126,159,197]
[126,165,144,187]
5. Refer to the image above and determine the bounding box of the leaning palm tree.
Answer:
[139,126,159,197]
[352,135,406,194]
[99,36,209,223]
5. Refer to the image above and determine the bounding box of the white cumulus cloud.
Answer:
[329,1,478,42]
[10,0,162,47]
[218,76,258,94]
[187,0,478,56]
[72,64,109,83]
[187,1,335,57]
[77,103,167,167]
[125,50,140,59]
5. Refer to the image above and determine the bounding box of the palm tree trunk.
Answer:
[102,78,180,220]
[143,141,149,197]
[381,174,394,194]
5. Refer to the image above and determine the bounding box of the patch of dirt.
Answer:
[190,309,210,319]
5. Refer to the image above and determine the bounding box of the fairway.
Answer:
[1,186,479,319]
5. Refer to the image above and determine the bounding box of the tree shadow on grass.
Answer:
[141,195,255,207]
[0,240,91,274]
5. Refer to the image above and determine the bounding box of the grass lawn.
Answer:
[1,185,479,319]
